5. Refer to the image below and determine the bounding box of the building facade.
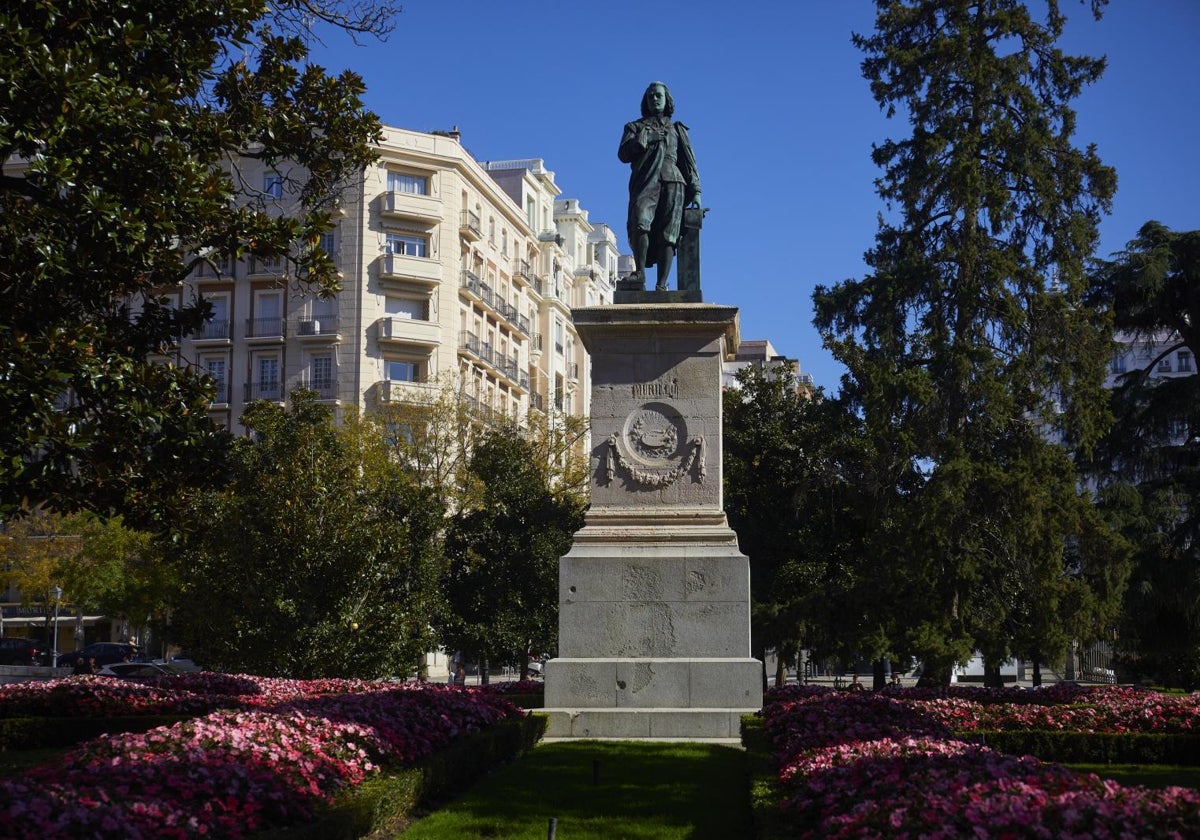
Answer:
[722,339,815,395]
[171,126,616,436]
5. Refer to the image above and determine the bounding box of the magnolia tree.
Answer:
[0,0,394,524]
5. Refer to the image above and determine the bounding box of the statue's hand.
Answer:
[687,191,702,208]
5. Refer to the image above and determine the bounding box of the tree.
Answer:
[724,365,867,685]
[0,0,392,523]
[172,391,441,678]
[0,510,173,648]
[813,0,1124,684]
[439,426,587,681]
[1087,221,1200,688]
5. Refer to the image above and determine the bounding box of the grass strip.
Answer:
[400,739,752,840]
[741,715,789,840]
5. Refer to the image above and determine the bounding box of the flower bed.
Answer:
[763,686,1200,838]
[0,678,523,838]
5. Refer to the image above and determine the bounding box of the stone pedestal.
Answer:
[543,304,762,739]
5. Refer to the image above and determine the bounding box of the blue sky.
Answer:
[309,1,1200,392]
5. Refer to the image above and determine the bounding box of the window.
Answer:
[554,318,564,354]
[385,233,428,258]
[311,354,333,388]
[204,357,228,402]
[202,295,231,340]
[1110,351,1126,374]
[386,360,421,383]
[1179,351,1193,372]
[251,292,283,337]
[264,172,283,199]
[385,296,429,321]
[318,230,338,264]
[387,171,428,195]
[1158,357,1173,373]
[254,356,281,400]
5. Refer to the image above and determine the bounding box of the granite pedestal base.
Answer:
[543,305,762,740]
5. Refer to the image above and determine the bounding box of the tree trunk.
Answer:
[1032,660,1042,687]
[872,659,887,691]
[775,656,788,688]
[984,663,1003,689]
[917,662,954,687]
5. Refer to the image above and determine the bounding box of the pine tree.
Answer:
[1089,221,1200,688]
[814,0,1124,684]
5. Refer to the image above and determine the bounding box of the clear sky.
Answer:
[308,1,1200,392]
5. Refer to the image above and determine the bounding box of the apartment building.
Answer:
[722,339,816,396]
[172,126,616,435]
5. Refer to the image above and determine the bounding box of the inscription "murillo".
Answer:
[631,378,679,398]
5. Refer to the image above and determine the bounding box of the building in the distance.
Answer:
[722,339,815,395]
[169,126,616,436]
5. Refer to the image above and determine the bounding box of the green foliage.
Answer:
[1088,222,1200,689]
[172,392,441,678]
[976,730,1200,767]
[723,366,874,669]
[0,510,173,637]
[0,0,388,523]
[813,0,1125,683]
[438,427,586,670]
[0,716,188,751]
[254,716,546,840]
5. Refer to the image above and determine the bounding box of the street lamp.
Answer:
[49,585,62,668]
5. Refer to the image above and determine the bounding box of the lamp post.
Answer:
[49,585,62,668]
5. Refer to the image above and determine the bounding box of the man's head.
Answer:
[640,82,674,119]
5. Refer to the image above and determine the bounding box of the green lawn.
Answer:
[400,740,752,839]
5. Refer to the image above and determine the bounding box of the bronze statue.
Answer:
[619,82,701,292]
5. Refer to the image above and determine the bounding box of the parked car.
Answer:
[165,653,201,672]
[56,642,140,670]
[96,662,188,679]
[0,637,45,666]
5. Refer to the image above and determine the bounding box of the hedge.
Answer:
[251,712,548,839]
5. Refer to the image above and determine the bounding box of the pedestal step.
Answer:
[545,657,762,709]
[540,707,757,740]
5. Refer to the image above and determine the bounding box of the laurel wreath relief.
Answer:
[603,433,705,489]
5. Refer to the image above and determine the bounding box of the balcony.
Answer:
[568,361,579,381]
[529,333,544,355]
[193,257,233,280]
[461,209,482,242]
[244,380,284,402]
[459,270,498,310]
[247,257,285,278]
[245,317,285,342]
[378,379,438,403]
[378,253,439,285]
[192,319,232,344]
[295,316,340,342]
[299,378,339,401]
[377,316,440,348]
[379,190,442,223]
[497,299,518,322]
[461,330,482,357]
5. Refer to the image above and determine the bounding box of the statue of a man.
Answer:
[619,82,701,292]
